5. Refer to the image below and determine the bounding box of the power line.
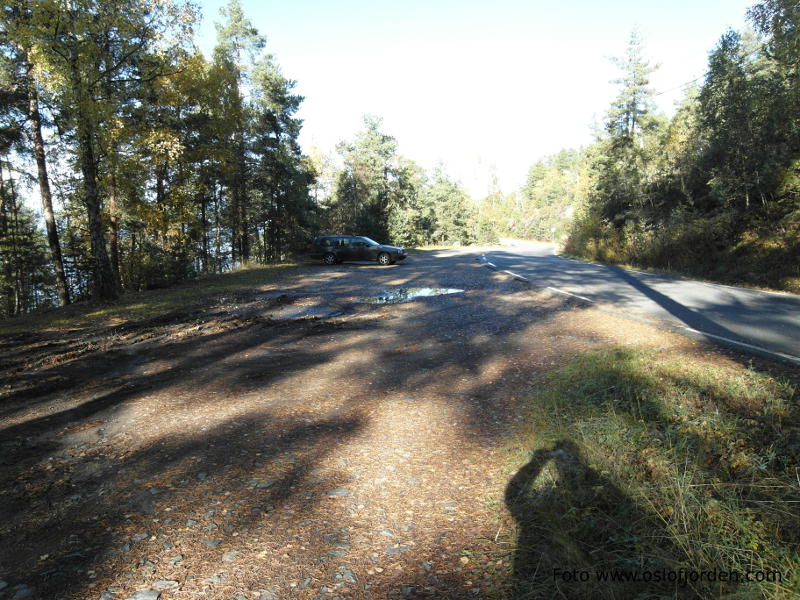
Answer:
[653,76,703,98]
[652,45,765,98]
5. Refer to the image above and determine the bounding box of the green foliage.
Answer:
[606,29,659,142]
[470,148,592,244]
[564,21,800,292]
[419,168,475,245]
[322,117,475,247]
[327,115,398,241]
[0,0,318,314]
[594,30,662,225]
[0,261,295,335]
[121,238,196,291]
[0,171,54,316]
[386,158,428,247]
[748,0,800,83]
[250,58,318,260]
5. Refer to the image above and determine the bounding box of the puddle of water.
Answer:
[269,305,346,320]
[256,292,314,301]
[361,287,464,304]
[108,354,150,377]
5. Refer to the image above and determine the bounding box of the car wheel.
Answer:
[323,253,337,265]
[378,252,391,266]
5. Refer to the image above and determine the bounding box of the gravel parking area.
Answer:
[1,249,707,600]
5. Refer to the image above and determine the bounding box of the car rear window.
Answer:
[317,237,350,247]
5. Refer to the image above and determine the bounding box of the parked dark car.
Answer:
[309,235,406,266]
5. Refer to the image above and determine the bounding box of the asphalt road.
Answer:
[483,243,800,360]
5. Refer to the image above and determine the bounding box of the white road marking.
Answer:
[678,327,800,365]
[545,286,593,303]
[501,270,529,282]
[480,250,799,363]
[556,253,799,298]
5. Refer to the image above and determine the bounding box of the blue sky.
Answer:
[196,0,753,198]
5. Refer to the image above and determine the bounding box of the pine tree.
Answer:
[213,0,265,264]
[18,0,197,300]
[596,30,660,225]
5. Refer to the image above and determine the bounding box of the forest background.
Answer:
[0,0,798,316]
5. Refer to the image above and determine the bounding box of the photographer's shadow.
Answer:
[505,440,679,599]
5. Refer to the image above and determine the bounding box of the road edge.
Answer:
[477,254,800,367]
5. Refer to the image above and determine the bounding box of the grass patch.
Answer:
[508,348,799,599]
[0,262,296,335]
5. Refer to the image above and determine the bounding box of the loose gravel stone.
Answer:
[125,591,160,600]
[11,585,33,599]
[336,568,357,584]
[2,249,685,600]
[152,581,177,589]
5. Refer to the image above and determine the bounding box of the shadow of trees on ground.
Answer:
[0,250,590,599]
[486,249,800,358]
[1,250,796,600]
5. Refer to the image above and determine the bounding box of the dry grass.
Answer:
[512,347,799,599]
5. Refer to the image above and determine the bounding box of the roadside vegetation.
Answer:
[0,0,477,318]
[562,10,800,293]
[511,347,799,599]
[565,1,800,293]
[0,262,292,335]
[3,0,797,318]
[471,0,800,293]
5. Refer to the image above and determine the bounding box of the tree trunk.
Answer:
[108,166,120,282]
[275,199,283,260]
[230,183,239,265]
[214,184,222,272]
[201,193,209,272]
[235,129,249,262]
[9,178,22,313]
[79,125,117,300]
[0,171,16,316]
[27,61,71,305]
[70,49,117,301]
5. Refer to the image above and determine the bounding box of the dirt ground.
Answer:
[0,249,750,600]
